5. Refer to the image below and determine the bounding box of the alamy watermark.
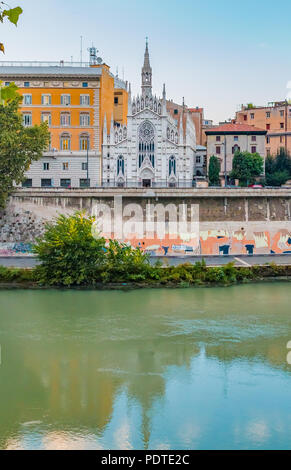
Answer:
[91,195,200,249]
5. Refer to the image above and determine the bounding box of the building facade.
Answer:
[0,51,128,188]
[205,123,267,182]
[102,42,197,188]
[236,101,291,156]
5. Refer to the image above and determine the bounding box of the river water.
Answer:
[0,283,290,450]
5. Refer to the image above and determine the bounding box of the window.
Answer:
[280,110,284,117]
[117,155,125,175]
[80,178,90,188]
[22,179,32,188]
[234,136,238,141]
[266,112,270,118]
[23,94,32,105]
[82,82,88,88]
[266,124,270,130]
[139,121,155,168]
[80,94,90,105]
[23,113,32,127]
[60,179,71,188]
[251,135,256,142]
[61,94,71,105]
[174,109,178,115]
[41,178,52,187]
[244,115,247,121]
[60,113,71,126]
[43,162,50,171]
[216,146,221,154]
[62,162,69,171]
[82,162,88,171]
[5,82,10,86]
[251,146,256,153]
[42,94,51,105]
[24,82,30,87]
[114,97,119,105]
[216,136,221,142]
[80,134,89,150]
[169,156,176,175]
[196,155,201,164]
[266,136,270,144]
[80,113,90,126]
[232,145,240,154]
[250,113,254,119]
[60,134,71,150]
[41,113,51,125]
[280,122,284,129]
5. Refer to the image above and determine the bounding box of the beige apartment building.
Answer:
[205,123,267,182]
[236,101,291,156]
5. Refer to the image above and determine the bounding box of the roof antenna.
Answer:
[80,36,83,65]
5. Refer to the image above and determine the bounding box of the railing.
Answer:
[101,180,197,189]
[0,61,91,68]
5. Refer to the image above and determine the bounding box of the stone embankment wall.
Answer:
[0,188,290,255]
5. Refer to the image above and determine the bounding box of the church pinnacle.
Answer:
[141,37,152,97]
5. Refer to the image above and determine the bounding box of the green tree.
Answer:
[0,4,23,53]
[230,150,264,186]
[208,155,221,186]
[0,96,50,207]
[265,148,291,186]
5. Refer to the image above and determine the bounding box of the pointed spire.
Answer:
[162,83,166,114]
[179,113,184,145]
[103,113,107,142]
[128,82,132,115]
[110,114,115,145]
[141,38,152,97]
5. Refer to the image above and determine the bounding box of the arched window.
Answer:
[117,155,125,175]
[60,133,71,150]
[169,156,176,175]
[139,121,155,168]
[80,134,89,150]
[232,145,240,154]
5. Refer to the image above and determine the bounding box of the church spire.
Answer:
[141,37,152,97]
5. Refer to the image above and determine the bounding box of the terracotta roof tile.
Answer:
[205,123,266,134]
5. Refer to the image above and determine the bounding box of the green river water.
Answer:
[0,283,290,450]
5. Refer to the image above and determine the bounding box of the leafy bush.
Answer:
[34,213,107,286]
[33,212,151,286]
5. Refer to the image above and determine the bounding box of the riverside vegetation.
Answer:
[0,213,290,288]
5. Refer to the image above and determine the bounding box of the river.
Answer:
[0,283,290,450]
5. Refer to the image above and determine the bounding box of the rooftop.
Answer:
[205,122,267,135]
[0,61,128,90]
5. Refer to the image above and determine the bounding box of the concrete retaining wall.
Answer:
[0,188,290,256]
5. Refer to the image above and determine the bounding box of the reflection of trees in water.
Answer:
[0,285,290,449]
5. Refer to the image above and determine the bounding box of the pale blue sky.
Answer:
[1,0,291,122]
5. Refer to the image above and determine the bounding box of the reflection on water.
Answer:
[0,283,291,450]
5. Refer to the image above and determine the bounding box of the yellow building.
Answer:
[0,54,128,188]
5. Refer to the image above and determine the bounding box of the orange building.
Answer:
[236,101,291,157]
[166,100,204,146]
[0,55,128,188]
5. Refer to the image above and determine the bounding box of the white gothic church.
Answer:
[102,41,197,188]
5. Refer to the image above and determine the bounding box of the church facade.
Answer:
[102,41,197,188]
